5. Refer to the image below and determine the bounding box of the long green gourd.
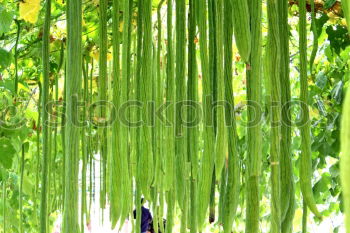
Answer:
[52,42,64,214]
[188,0,198,231]
[214,0,227,180]
[62,0,82,230]
[246,0,263,232]
[40,0,51,231]
[80,57,89,233]
[222,0,240,231]
[164,0,176,231]
[175,0,187,210]
[266,0,282,231]
[298,0,322,219]
[98,0,108,210]
[88,60,94,221]
[47,101,52,226]
[127,6,137,232]
[165,0,175,193]
[140,0,153,200]
[152,2,166,230]
[35,81,41,223]
[135,0,144,231]
[208,0,217,224]
[340,1,350,232]
[51,64,57,215]
[152,38,157,166]
[135,0,143,163]
[153,0,164,188]
[208,14,217,226]
[129,19,138,190]
[196,0,215,230]
[187,0,198,181]
[110,0,122,226]
[119,0,132,224]
[278,0,295,232]
[126,1,133,197]
[61,66,68,211]
[51,72,57,213]
[208,0,216,134]
[154,0,165,190]
[232,0,251,63]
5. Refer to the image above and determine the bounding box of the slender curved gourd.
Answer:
[62,0,82,231]
[119,0,132,225]
[232,0,251,63]
[298,0,322,219]
[266,0,282,231]
[222,0,240,232]
[110,0,122,227]
[278,0,295,232]
[175,0,186,210]
[153,0,165,190]
[40,0,51,232]
[98,0,108,210]
[188,0,199,231]
[196,0,215,230]
[140,0,154,200]
[245,0,263,232]
[214,0,227,180]
[165,0,175,193]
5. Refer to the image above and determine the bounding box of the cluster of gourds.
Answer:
[33,0,350,232]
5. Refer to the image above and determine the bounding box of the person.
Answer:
[133,199,153,233]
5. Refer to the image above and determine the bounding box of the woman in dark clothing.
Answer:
[133,201,153,233]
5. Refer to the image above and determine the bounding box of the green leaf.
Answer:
[331,81,343,104]
[316,98,327,116]
[325,45,334,62]
[315,71,328,89]
[0,7,13,34]
[324,0,337,9]
[0,48,12,70]
[0,78,15,92]
[326,25,350,55]
[329,163,340,177]
[316,14,329,36]
[0,137,16,169]
[313,173,332,196]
